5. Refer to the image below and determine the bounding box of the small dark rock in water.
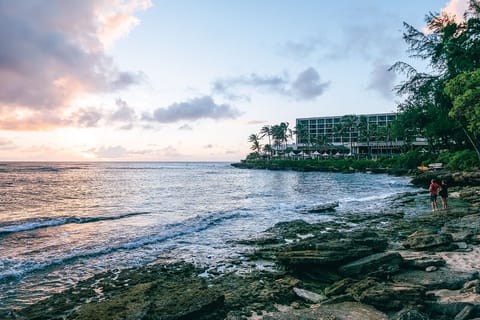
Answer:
[304,202,339,213]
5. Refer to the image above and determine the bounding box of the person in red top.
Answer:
[429,179,440,212]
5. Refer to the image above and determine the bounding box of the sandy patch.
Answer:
[439,245,480,273]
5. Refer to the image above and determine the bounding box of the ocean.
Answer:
[0,162,422,310]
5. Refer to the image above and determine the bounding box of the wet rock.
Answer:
[338,252,403,278]
[442,214,480,242]
[262,301,388,320]
[392,307,430,320]
[404,230,455,251]
[454,305,475,320]
[425,288,480,318]
[347,278,426,311]
[392,269,478,290]
[277,231,388,267]
[293,287,326,303]
[304,202,339,213]
[325,278,356,297]
[400,252,446,269]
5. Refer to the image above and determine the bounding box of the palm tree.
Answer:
[248,133,262,155]
[294,123,310,150]
[259,125,273,157]
[358,116,371,158]
[340,115,357,155]
[333,115,357,154]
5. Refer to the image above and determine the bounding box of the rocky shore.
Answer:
[4,171,480,320]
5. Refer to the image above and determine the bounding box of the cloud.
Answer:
[246,120,266,125]
[441,0,469,22]
[213,67,330,101]
[146,96,241,123]
[0,138,15,150]
[108,98,137,129]
[367,61,397,100]
[74,108,103,127]
[0,1,150,129]
[291,67,330,100]
[178,124,193,130]
[279,37,326,59]
[90,145,129,158]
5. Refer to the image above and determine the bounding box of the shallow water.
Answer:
[0,162,422,310]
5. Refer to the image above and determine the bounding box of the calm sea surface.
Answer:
[0,162,422,310]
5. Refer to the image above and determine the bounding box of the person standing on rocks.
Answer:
[439,179,448,210]
[429,179,440,212]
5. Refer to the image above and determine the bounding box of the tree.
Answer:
[445,68,480,160]
[271,122,290,151]
[334,115,357,154]
[391,0,480,162]
[248,133,262,154]
[294,123,310,150]
[259,125,272,156]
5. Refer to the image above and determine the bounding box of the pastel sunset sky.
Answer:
[0,0,470,161]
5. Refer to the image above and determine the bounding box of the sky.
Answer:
[0,0,470,161]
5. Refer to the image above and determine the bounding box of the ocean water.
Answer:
[0,162,422,310]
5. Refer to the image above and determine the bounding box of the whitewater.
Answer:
[0,162,422,310]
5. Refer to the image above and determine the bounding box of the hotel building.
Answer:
[295,113,408,156]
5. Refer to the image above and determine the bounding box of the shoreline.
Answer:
[4,171,480,319]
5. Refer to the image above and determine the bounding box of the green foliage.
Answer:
[441,150,479,170]
[392,1,480,163]
[445,69,480,136]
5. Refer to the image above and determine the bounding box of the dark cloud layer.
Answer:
[147,96,241,123]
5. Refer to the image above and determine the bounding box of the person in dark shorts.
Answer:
[429,179,440,212]
[439,179,448,210]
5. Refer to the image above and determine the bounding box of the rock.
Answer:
[347,278,426,311]
[404,230,455,251]
[262,301,388,320]
[425,266,437,272]
[426,288,480,317]
[393,269,478,290]
[442,214,480,242]
[400,252,446,269]
[454,305,475,320]
[338,252,403,278]
[304,202,339,213]
[325,278,356,297]
[392,307,430,320]
[462,279,480,293]
[293,287,326,303]
[277,231,388,267]
[455,242,469,249]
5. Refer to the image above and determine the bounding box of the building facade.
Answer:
[295,113,403,155]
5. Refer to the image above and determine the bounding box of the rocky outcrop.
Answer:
[403,230,455,251]
[392,269,478,290]
[262,302,389,320]
[10,183,480,320]
[338,252,403,278]
[277,230,388,268]
[400,252,446,269]
[347,278,426,311]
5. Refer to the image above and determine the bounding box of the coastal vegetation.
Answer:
[242,0,480,171]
